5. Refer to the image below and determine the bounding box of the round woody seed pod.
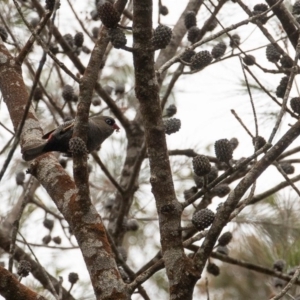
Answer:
[159,5,169,15]
[193,167,218,188]
[276,76,289,98]
[192,155,211,177]
[69,137,88,154]
[290,97,300,114]
[90,9,99,21]
[211,184,230,198]
[53,236,62,244]
[207,262,220,276]
[280,55,293,68]
[243,55,256,66]
[115,83,125,94]
[62,85,74,102]
[187,26,200,44]
[214,139,233,163]
[82,46,91,54]
[192,208,215,231]
[204,18,218,31]
[273,278,285,288]
[92,27,99,39]
[273,259,285,272]
[74,32,84,47]
[17,260,31,277]
[253,3,268,11]
[293,0,300,14]
[180,49,196,63]
[109,28,127,49]
[63,33,74,49]
[229,34,240,48]
[16,172,25,185]
[45,0,59,11]
[43,218,54,230]
[266,44,280,63]
[280,162,295,174]
[184,11,197,29]
[92,98,101,106]
[68,272,79,284]
[229,137,239,150]
[211,41,227,59]
[97,2,120,28]
[152,24,172,50]
[218,231,232,246]
[42,235,52,244]
[251,8,268,24]
[190,50,213,70]
[126,219,139,231]
[33,87,43,101]
[165,104,177,117]
[252,136,266,151]
[163,118,181,135]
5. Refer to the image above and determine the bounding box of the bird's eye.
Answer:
[105,118,114,126]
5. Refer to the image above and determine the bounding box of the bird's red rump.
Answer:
[113,123,120,132]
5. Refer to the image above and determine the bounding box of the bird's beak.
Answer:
[113,123,120,132]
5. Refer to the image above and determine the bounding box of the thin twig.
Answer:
[18,232,60,300]
[161,64,184,109]
[231,109,254,138]
[270,266,300,300]
[92,152,124,194]
[0,122,14,135]
[13,0,79,83]
[239,56,258,137]
[243,65,298,119]
[273,161,300,197]
[66,0,95,42]
[13,0,52,65]
[8,177,36,272]
[125,143,147,194]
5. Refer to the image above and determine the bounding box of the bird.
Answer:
[22,115,120,161]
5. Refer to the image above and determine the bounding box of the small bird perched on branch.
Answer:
[22,115,120,161]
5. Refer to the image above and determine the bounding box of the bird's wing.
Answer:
[42,120,75,139]
[42,129,56,139]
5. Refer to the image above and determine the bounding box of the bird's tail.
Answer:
[22,142,47,161]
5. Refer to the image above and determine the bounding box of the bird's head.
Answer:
[103,116,120,132]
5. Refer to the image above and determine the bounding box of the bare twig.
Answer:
[270,266,300,300]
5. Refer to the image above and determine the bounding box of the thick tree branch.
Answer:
[0,265,46,300]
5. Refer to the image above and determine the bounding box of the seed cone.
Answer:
[214,139,233,163]
[192,208,215,231]
[192,155,211,177]
[152,25,172,50]
[97,2,120,28]
[211,41,226,59]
